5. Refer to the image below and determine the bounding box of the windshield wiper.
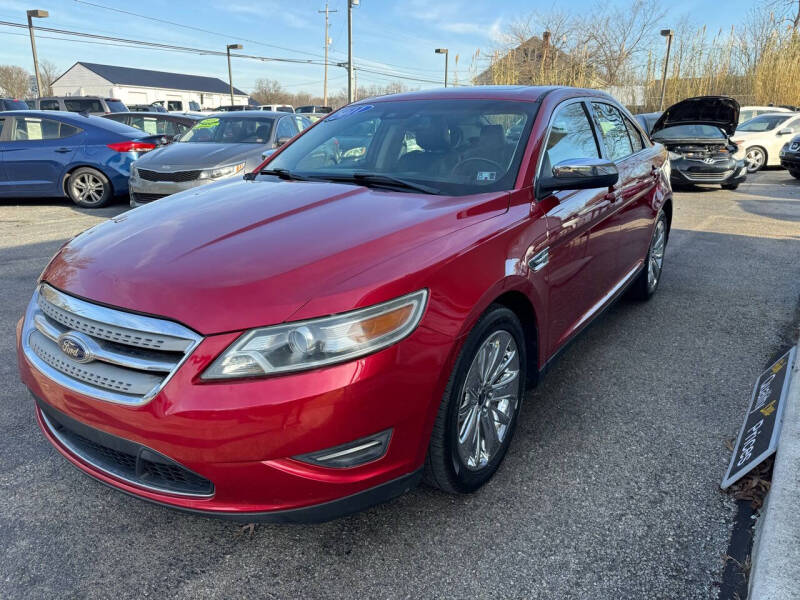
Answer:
[322,172,440,195]
[257,168,312,181]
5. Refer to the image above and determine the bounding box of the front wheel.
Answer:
[789,169,800,180]
[628,211,667,301]
[424,305,526,494]
[66,167,113,208]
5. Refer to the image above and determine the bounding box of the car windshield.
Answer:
[105,100,128,113]
[737,114,792,132]
[264,99,538,196]
[180,116,275,143]
[652,124,726,140]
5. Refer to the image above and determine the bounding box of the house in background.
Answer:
[50,62,249,110]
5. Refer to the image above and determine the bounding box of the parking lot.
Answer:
[1,170,799,599]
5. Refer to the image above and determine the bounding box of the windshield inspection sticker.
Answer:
[477,171,497,182]
[721,346,796,489]
[325,104,374,121]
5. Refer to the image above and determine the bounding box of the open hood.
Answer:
[651,96,740,137]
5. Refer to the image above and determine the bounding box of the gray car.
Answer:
[129,111,303,206]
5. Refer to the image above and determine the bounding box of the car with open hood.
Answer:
[128,111,305,206]
[731,111,800,172]
[649,96,746,189]
[17,86,672,521]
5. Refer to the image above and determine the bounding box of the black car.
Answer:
[634,111,662,136]
[779,134,800,179]
[102,111,204,142]
[650,96,747,190]
[0,98,28,111]
[128,104,168,113]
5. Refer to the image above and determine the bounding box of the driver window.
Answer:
[541,102,600,177]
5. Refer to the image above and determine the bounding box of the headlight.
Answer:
[667,151,681,161]
[202,289,428,379]
[198,162,245,180]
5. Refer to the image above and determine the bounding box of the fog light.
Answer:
[294,429,392,468]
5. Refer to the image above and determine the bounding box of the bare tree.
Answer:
[38,60,61,96]
[769,0,800,28]
[0,65,31,98]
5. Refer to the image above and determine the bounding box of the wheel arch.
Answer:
[662,196,673,241]
[490,289,541,386]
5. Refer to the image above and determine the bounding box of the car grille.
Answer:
[38,399,213,497]
[137,168,201,182]
[686,170,734,181]
[131,192,168,204]
[21,284,201,406]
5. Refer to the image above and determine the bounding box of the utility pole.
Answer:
[318,3,337,107]
[226,43,243,106]
[659,29,674,111]
[347,0,358,104]
[26,9,49,98]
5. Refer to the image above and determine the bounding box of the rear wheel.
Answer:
[424,305,526,494]
[745,146,766,173]
[628,211,667,301]
[721,183,739,190]
[66,167,112,208]
[789,169,800,180]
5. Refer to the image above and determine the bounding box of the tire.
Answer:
[628,211,667,301]
[789,169,800,180]
[721,183,739,190]
[744,146,766,173]
[66,167,113,208]
[424,305,527,494]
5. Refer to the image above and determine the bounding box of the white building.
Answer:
[50,62,250,110]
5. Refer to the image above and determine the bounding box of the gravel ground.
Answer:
[1,170,799,600]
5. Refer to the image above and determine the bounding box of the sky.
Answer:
[0,0,755,97]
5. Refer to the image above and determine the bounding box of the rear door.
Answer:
[535,99,621,355]
[0,116,81,196]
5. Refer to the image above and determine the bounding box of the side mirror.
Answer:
[261,149,276,160]
[538,158,619,193]
[777,127,794,136]
[276,136,292,147]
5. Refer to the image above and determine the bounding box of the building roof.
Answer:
[56,62,248,96]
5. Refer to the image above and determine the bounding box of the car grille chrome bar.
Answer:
[21,284,202,406]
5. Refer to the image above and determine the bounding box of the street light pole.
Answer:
[226,43,243,106]
[26,9,48,98]
[347,0,358,104]
[318,3,337,108]
[659,29,674,111]
[435,48,448,87]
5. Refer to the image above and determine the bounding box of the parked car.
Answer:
[0,110,161,207]
[779,134,800,179]
[102,111,204,142]
[738,105,793,124]
[257,104,294,113]
[296,105,332,114]
[128,104,168,113]
[0,98,28,111]
[17,86,672,520]
[214,105,248,112]
[28,96,128,115]
[649,96,746,189]
[634,111,662,135]
[731,112,800,172]
[128,111,304,206]
[152,99,202,113]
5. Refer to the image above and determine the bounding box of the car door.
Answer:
[590,101,660,277]
[535,99,621,355]
[0,115,81,196]
[0,116,8,188]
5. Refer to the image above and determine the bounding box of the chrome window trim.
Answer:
[39,410,214,499]
[21,285,202,406]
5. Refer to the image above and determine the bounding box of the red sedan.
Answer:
[16,86,671,521]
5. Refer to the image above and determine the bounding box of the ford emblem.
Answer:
[57,333,93,364]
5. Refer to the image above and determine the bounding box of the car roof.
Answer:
[357,85,566,104]
[741,105,793,111]
[205,110,283,118]
[106,111,202,120]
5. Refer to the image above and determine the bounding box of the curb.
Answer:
[748,341,800,600]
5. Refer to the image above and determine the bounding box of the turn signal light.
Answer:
[107,141,156,153]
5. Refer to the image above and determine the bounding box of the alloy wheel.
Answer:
[745,147,765,172]
[71,173,106,205]
[648,218,666,292]
[456,330,520,471]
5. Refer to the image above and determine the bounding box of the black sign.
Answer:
[721,347,796,489]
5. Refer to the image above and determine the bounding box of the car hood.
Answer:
[651,96,740,137]
[42,179,509,334]
[135,142,264,168]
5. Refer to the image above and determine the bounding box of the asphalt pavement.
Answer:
[1,171,799,599]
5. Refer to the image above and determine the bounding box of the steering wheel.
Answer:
[450,157,505,181]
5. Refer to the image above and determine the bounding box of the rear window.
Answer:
[277,106,294,113]
[64,98,105,113]
[105,99,128,113]
[1,99,28,110]
[652,124,726,140]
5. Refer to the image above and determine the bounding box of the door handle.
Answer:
[54,147,71,153]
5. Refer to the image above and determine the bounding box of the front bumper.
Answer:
[779,151,800,171]
[669,157,747,186]
[16,294,455,520]
[128,174,209,206]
